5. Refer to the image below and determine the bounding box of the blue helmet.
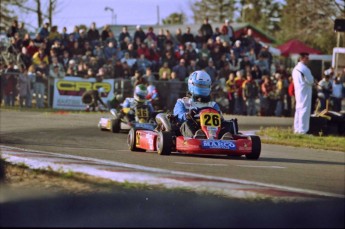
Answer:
[187,71,212,98]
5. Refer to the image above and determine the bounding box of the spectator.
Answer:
[113,59,125,79]
[38,22,50,40]
[199,17,213,41]
[182,27,195,44]
[32,47,49,66]
[160,51,176,70]
[70,41,84,58]
[76,57,88,77]
[34,62,48,108]
[260,75,274,116]
[133,25,146,43]
[331,77,343,112]
[87,22,100,47]
[27,65,36,108]
[234,70,245,115]
[17,22,28,40]
[77,28,88,48]
[242,73,259,116]
[156,28,167,52]
[172,58,188,81]
[119,25,132,45]
[17,46,32,70]
[158,62,171,80]
[194,29,206,50]
[104,41,117,60]
[292,53,315,134]
[143,67,155,82]
[174,28,183,46]
[49,57,65,106]
[223,19,235,44]
[316,74,332,111]
[225,72,236,114]
[7,19,18,38]
[17,67,31,107]
[136,53,152,75]
[187,59,199,76]
[204,58,217,83]
[47,25,61,44]
[101,24,111,44]
[66,59,78,76]
[146,26,157,41]
[288,76,295,116]
[121,51,136,69]
[61,50,71,71]
[3,63,19,106]
[231,40,244,60]
[274,73,285,117]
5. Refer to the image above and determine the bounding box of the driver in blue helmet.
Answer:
[173,70,234,139]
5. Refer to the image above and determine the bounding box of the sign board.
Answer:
[53,76,114,110]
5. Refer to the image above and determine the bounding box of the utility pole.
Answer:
[157,5,160,25]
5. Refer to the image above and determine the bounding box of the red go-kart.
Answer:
[127,107,261,160]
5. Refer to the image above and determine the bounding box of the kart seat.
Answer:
[221,132,233,140]
[194,129,206,139]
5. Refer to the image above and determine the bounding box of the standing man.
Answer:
[292,53,314,134]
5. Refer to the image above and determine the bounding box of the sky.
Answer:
[13,0,195,32]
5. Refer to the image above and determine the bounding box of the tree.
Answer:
[278,0,343,54]
[0,0,26,32]
[1,0,59,32]
[162,13,186,25]
[190,0,236,23]
[239,0,282,36]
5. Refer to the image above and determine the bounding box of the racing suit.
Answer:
[122,98,155,122]
[173,96,233,138]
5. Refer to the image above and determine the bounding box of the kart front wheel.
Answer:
[245,135,261,160]
[128,128,146,152]
[156,131,172,155]
[111,118,121,133]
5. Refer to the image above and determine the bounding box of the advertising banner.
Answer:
[53,76,114,110]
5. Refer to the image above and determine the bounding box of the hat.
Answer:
[136,25,141,29]
[225,19,229,23]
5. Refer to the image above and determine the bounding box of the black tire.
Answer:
[127,128,146,152]
[245,135,261,160]
[111,118,121,133]
[156,131,172,155]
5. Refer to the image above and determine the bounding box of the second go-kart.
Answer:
[127,107,261,160]
[98,104,157,133]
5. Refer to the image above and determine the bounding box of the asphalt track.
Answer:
[0,109,344,227]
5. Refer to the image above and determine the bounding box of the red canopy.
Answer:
[277,39,321,57]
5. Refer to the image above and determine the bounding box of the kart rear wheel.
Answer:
[245,135,261,160]
[128,128,146,152]
[111,118,121,133]
[156,131,172,155]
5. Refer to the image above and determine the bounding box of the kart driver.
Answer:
[173,70,234,139]
[122,84,155,121]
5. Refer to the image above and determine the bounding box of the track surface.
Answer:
[0,110,344,227]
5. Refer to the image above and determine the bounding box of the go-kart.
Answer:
[127,107,261,159]
[98,104,157,133]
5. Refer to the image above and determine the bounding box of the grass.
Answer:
[258,127,345,152]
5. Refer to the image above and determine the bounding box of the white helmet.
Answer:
[134,84,148,101]
[187,70,212,98]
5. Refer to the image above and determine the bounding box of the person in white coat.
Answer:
[292,53,315,134]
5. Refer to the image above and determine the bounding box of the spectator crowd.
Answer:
[0,18,344,115]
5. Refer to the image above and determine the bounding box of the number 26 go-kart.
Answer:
[98,104,157,133]
[127,107,261,160]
